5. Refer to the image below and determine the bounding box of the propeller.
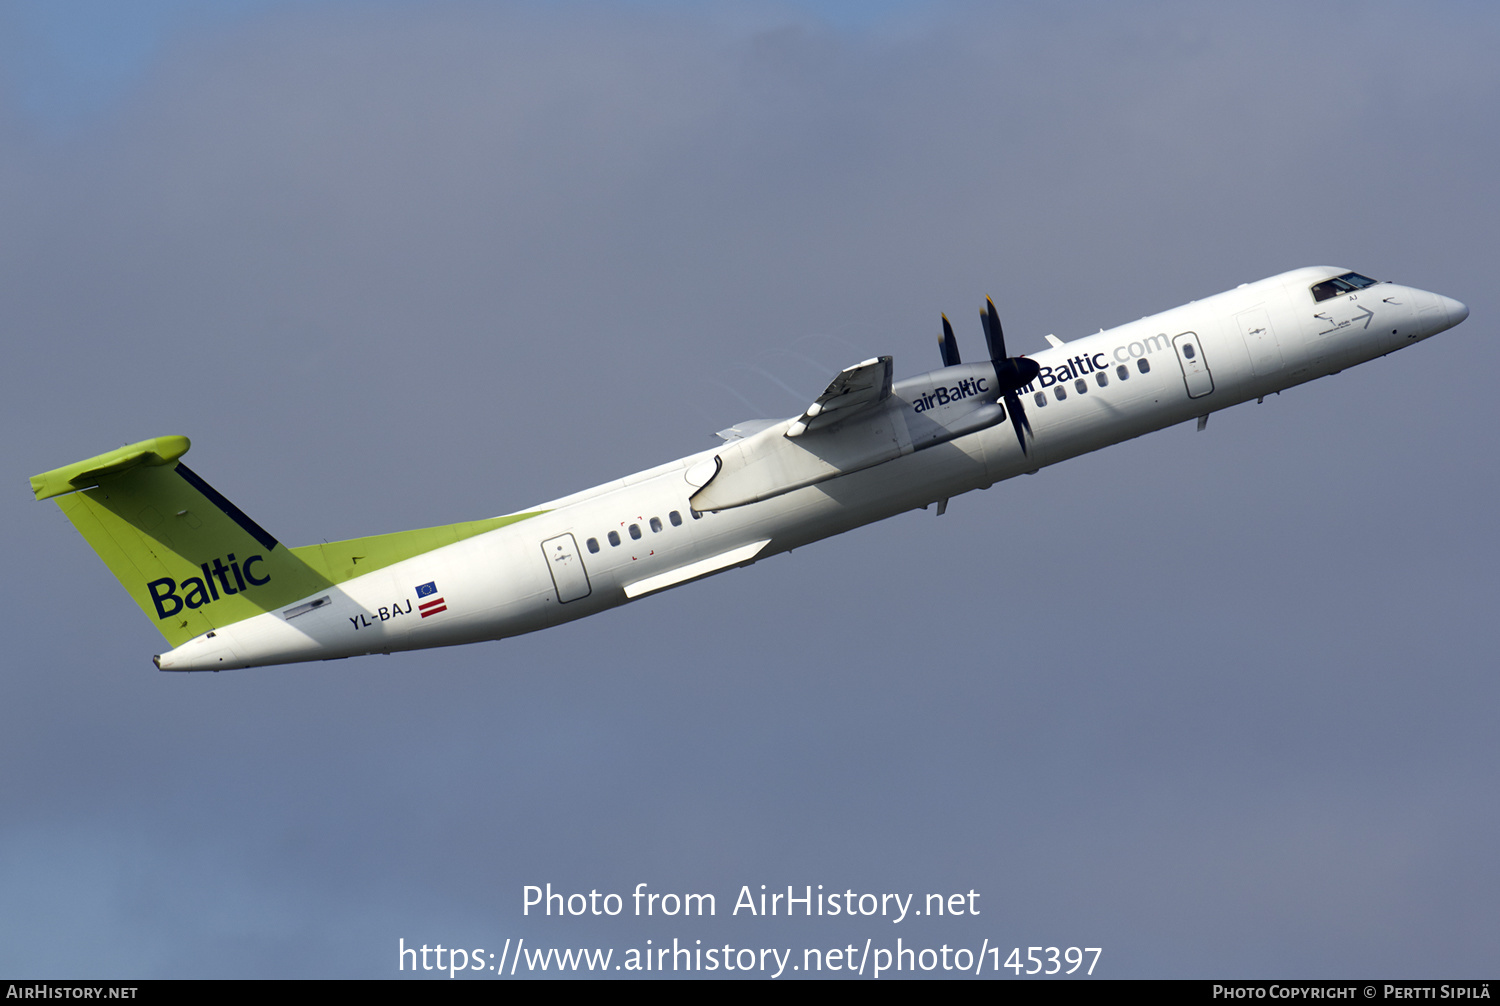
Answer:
[979,296,1039,456]
[939,314,962,368]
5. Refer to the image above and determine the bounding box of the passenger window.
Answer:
[691,510,702,520]
[650,517,663,533]
[1182,343,1196,360]
[586,537,599,554]
[1116,365,1129,380]
[1137,358,1151,374]
[1096,371,1108,387]
[629,524,642,540]
[608,531,620,547]
[1055,386,1067,401]
[669,511,682,526]
[1034,392,1047,407]
[1075,378,1087,394]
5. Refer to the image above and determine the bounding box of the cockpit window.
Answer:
[1310,272,1379,303]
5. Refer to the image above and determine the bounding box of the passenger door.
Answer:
[541,533,592,603]
[1172,332,1215,399]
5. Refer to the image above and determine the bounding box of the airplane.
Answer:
[30,266,1468,671]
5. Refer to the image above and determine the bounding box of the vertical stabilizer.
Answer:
[32,437,332,647]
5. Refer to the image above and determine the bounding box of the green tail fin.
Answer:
[33,436,333,647]
[34,436,552,649]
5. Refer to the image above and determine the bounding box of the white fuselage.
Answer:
[156,267,1468,670]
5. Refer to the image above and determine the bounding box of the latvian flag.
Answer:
[415,581,447,618]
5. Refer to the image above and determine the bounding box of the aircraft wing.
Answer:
[785,356,893,437]
[690,356,912,512]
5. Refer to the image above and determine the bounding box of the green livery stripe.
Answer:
[290,511,548,584]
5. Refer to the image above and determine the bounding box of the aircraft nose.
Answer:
[1443,296,1469,327]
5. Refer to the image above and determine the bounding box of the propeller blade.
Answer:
[939,314,962,368]
[982,296,1008,361]
[975,293,1037,454]
[1004,390,1032,455]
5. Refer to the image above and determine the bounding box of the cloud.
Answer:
[3,0,1497,977]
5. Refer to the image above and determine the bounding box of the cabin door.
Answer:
[541,533,592,603]
[1235,306,1284,376]
[1172,331,1215,399]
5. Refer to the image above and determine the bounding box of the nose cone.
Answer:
[1443,296,1469,327]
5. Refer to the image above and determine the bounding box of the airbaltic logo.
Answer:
[911,376,989,413]
[147,553,269,619]
[1029,334,1171,390]
[1035,352,1109,387]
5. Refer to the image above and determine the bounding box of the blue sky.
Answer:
[1,0,925,129]
[2,0,268,126]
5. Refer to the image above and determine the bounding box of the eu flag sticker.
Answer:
[415,581,438,598]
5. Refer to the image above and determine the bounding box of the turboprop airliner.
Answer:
[31,267,1468,671]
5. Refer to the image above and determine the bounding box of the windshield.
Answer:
[1311,272,1379,303]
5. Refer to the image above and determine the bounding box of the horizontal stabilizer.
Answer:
[31,436,191,501]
